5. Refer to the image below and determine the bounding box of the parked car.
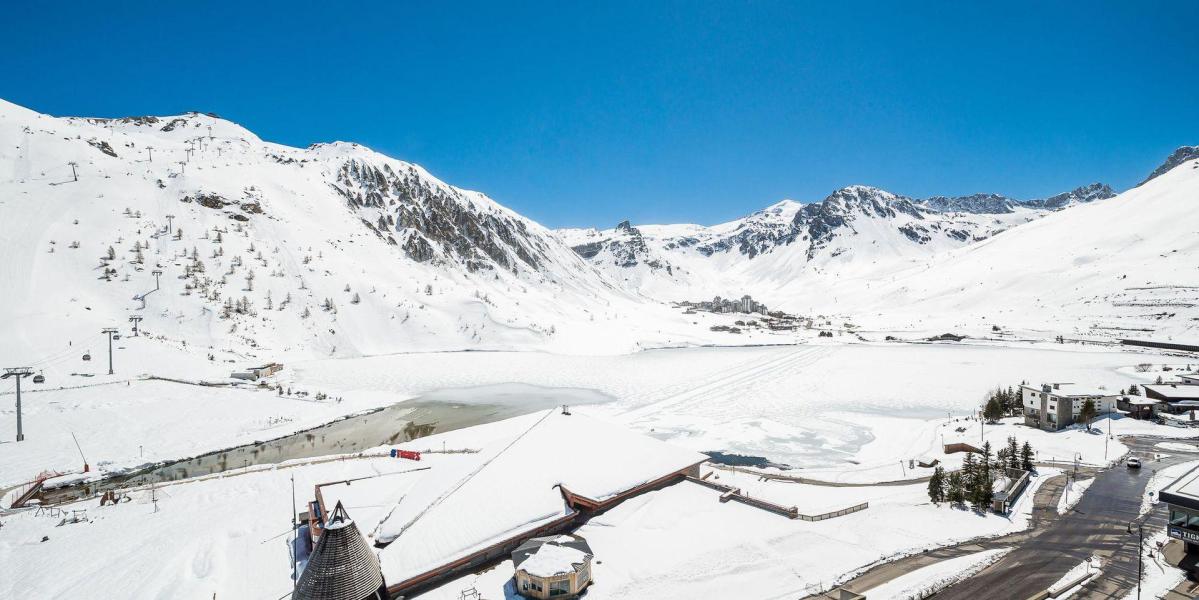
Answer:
[1127,457,1142,469]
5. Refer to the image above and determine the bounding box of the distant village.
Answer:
[676,294,809,333]
[682,294,769,315]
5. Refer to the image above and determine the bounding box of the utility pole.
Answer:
[68,161,78,181]
[2,367,33,441]
[291,473,297,592]
[102,328,118,375]
[129,315,142,336]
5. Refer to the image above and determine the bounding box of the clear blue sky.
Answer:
[3,1,1197,228]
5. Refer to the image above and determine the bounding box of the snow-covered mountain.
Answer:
[841,152,1199,340]
[557,182,1114,301]
[1,96,1195,369]
[0,99,719,371]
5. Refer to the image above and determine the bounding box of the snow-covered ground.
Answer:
[1049,556,1103,598]
[3,95,1198,600]
[862,548,1011,600]
[6,341,1195,491]
[291,342,1195,476]
[1123,529,1190,600]
[419,476,1038,600]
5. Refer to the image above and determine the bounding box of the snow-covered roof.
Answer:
[516,540,590,578]
[1162,465,1199,509]
[374,410,706,585]
[1022,383,1115,397]
[1144,384,1199,400]
[1123,397,1163,406]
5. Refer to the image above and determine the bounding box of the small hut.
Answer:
[511,534,593,599]
[294,501,388,600]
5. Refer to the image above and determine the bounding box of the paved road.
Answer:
[938,437,1196,600]
[818,470,1071,598]
[815,436,1199,600]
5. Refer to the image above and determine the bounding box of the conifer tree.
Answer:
[927,466,945,503]
[1020,441,1035,471]
[946,471,965,505]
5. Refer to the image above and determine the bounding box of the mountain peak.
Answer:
[1140,146,1199,186]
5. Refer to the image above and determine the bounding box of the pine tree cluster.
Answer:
[928,437,1035,510]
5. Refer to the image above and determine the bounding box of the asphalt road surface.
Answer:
[937,436,1197,600]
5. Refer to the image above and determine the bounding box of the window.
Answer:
[1172,509,1189,526]
[549,580,570,596]
[1189,513,1199,528]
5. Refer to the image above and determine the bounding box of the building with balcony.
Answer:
[1020,383,1117,431]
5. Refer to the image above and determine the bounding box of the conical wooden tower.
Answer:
[294,501,387,600]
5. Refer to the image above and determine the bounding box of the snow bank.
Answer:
[863,548,1011,600]
[374,410,706,585]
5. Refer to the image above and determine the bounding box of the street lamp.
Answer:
[1127,521,1143,600]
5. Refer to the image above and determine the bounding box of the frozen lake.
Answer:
[290,341,1180,475]
[38,383,612,503]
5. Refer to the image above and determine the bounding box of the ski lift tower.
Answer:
[2,367,33,441]
[102,328,118,375]
[129,315,142,337]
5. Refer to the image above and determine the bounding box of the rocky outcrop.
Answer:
[1140,146,1199,186]
[333,158,548,272]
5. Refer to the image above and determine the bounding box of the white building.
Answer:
[1021,383,1117,431]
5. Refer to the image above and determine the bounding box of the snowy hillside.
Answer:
[557,183,1107,301]
[0,99,714,374]
[839,152,1199,340]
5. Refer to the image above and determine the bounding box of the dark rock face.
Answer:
[1024,183,1115,210]
[922,193,1018,214]
[160,118,188,132]
[1140,146,1199,186]
[87,139,118,158]
[333,158,547,271]
[183,192,230,210]
[570,221,667,270]
[899,223,931,244]
[796,186,926,258]
[920,184,1114,214]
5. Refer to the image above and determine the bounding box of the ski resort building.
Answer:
[1021,383,1116,431]
[512,534,594,599]
[1161,465,1199,562]
[369,410,707,598]
[1143,383,1199,414]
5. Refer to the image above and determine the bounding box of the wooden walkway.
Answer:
[686,476,868,520]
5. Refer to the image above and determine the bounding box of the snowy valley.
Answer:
[2,97,1199,600]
